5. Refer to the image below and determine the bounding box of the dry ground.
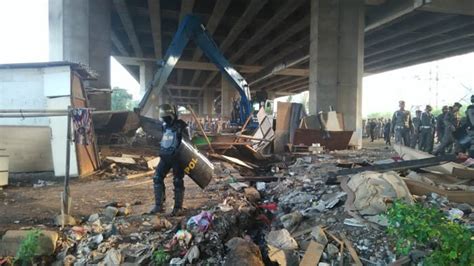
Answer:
[0,174,222,233]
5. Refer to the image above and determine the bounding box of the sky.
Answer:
[1,0,473,117]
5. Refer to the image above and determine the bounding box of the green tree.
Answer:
[111,87,135,110]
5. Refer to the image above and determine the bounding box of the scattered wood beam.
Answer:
[113,0,143,57]
[148,0,162,58]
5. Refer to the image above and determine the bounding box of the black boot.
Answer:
[171,190,184,216]
[149,183,166,214]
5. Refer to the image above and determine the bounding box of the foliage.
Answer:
[14,229,42,266]
[152,248,170,265]
[386,201,473,265]
[111,87,136,111]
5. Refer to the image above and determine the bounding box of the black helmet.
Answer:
[159,104,176,121]
[471,95,474,103]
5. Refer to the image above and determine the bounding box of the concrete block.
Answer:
[0,230,59,256]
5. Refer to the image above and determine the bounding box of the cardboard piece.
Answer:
[299,240,324,266]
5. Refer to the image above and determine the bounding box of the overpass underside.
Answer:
[49,0,474,146]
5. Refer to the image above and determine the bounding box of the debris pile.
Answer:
[1,143,473,265]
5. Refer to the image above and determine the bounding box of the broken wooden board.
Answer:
[452,167,474,179]
[121,153,141,159]
[393,144,474,176]
[340,234,362,266]
[106,156,136,165]
[209,153,255,169]
[126,170,155,180]
[146,157,160,169]
[404,179,474,205]
[299,240,324,266]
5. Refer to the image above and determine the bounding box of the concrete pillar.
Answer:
[139,62,154,97]
[202,89,214,116]
[309,0,364,148]
[49,0,111,110]
[221,76,233,120]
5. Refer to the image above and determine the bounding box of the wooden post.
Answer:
[61,107,72,227]
[187,105,215,153]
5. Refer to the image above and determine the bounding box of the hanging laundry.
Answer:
[72,108,93,145]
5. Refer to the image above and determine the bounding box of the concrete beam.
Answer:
[148,0,162,58]
[366,28,474,66]
[189,0,231,86]
[366,18,474,58]
[252,76,289,91]
[199,0,268,90]
[269,77,307,92]
[176,0,195,85]
[420,0,474,16]
[365,0,425,32]
[113,0,143,57]
[111,31,129,56]
[366,40,474,72]
[365,13,452,48]
[228,0,307,63]
[244,15,310,64]
[113,56,309,75]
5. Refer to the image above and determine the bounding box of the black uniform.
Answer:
[436,112,446,143]
[435,110,461,155]
[152,119,188,212]
[466,101,474,158]
[419,112,436,153]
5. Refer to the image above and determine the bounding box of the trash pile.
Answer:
[1,145,473,265]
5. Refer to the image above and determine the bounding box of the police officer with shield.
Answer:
[150,104,189,215]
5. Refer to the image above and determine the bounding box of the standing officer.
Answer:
[466,95,474,158]
[419,105,436,153]
[391,100,412,146]
[436,106,448,143]
[150,104,189,215]
[411,110,422,148]
[434,102,463,155]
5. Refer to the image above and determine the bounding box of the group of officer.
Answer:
[391,95,474,157]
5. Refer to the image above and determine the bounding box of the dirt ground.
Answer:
[0,174,222,233]
[0,138,390,233]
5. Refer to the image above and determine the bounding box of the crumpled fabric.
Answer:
[187,211,213,232]
[347,171,413,215]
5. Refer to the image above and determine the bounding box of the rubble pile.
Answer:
[1,145,473,265]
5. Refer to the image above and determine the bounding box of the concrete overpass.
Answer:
[49,0,474,146]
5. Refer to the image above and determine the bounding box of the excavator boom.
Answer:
[139,15,252,125]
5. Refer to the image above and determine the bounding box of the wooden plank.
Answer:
[106,156,136,165]
[126,170,155,180]
[71,73,100,176]
[405,179,474,205]
[341,234,363,266]
[393,144,474,175]
[452,167,474,179]
[299,240,324,266]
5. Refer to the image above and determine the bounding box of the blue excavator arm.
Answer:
[139,15,252,126]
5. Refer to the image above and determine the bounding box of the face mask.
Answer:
[162,116,173,124]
